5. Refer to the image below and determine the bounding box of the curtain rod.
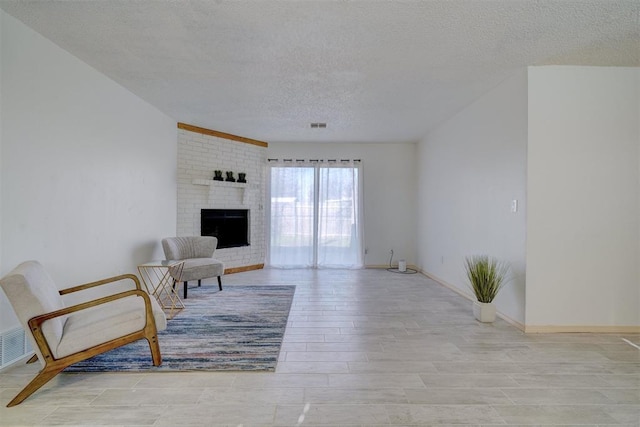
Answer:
[267,158,361,162]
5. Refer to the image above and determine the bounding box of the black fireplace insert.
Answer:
[201,209,249,249]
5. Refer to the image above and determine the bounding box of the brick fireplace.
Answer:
[177,124,267,271]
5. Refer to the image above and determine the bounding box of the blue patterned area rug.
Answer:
[65,285,295,372]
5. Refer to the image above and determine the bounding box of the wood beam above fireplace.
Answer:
[178,122,268,148]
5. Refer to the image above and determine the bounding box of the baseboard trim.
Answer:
[420,269,526,332]
[224,264,264,275]
[421,269,473,299]
[365,264,389,269]
[524,325,640,334]
[365,264,419,270]
[420,269,640,334]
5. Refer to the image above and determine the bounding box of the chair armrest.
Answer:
[28,288,153,363]
[58,273,141,296]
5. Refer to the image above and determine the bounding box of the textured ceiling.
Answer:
[1,0,638,143]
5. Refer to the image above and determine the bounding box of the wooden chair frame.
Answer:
[7,274,161,407]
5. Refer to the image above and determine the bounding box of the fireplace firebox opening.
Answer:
[201,209,249,249]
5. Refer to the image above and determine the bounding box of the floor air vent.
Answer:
[0,327,32,369]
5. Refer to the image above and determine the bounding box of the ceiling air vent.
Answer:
[310,123,327,128]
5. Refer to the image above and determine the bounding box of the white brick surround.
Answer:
[177,128,267,269]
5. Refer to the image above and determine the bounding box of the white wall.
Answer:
[267,142,417,267]
[0,12,4,329]
[0,11,177,332]
[526,66,639,328]
[416,70,528,325]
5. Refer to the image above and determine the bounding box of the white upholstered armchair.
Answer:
[0,260,167,407]
[162,236,225,299]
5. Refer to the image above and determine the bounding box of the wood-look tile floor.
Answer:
[1,268,638,426]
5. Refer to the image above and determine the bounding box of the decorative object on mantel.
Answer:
[65,284,295,372]
[213,170,223,181]
[238,172,247,183]
[191,179,252,204]
[225,171,236,182]
[464,255,510,323]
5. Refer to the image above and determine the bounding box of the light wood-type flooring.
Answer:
[1,268,638,426]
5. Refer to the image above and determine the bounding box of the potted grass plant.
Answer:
[464,255,509,323]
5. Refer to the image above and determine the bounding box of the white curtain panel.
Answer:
[268,160,364,269]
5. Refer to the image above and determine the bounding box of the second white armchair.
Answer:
[162,236,225,298]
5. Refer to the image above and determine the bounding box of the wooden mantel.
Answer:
[177,122,269,148]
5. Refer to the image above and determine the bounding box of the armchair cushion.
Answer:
[178,258,225,283]
[56,295,167,358]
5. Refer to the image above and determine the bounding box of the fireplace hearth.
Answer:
[201,209,249,249]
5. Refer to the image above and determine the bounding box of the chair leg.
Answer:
[183,281,188,299]
[26,354,38,364]
[145,335,162,366]
[198,279,201,287]
[7,366,64,407]
[218,276,223,291]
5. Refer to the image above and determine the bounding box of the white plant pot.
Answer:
[473,301,496,323]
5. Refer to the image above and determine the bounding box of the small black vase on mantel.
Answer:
[238,173,247,183]
[225,171,236,182]
[213,170,223,181]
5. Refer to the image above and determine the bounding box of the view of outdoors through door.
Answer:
[269,163,363,268]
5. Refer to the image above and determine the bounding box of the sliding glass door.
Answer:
[269,162,363,268]
[269,166,315,267]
